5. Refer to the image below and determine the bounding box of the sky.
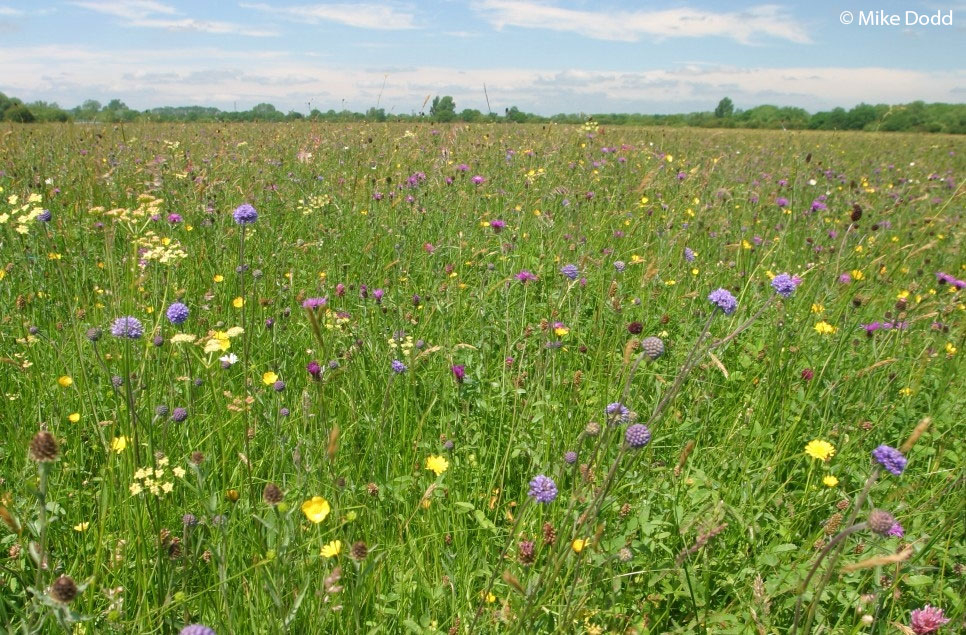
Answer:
[0,0,964,115]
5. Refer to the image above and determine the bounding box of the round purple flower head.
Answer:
[180,626,216,635]
[166,302,190,325]
[560,264,579,280]
[451,364,466,384]
[684,247,695,263]
[605,402,630,425]
[37,209,52,223]
[171,407,188,423]
[625,424,651,448]
[708,288,738,315]
[232,203,258,225]
[770,273,799,298]
[528,474,557,504]
[391,359,407,374]
[307,361,322,379]
[110,316,144,339]
[490,219,506,233]
[613,260,626,272]
[564,451,577,465]
[872,444,907,476]
[909,605,950,634]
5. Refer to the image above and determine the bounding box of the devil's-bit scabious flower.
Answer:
[111,316,144,339]
[708,288,738,315]
[564,451,577,464]
[528,475,557,503]
[909,605,950,633]
[625,424,651,448]
[166,302,189,325]
[684,247,695,262]
[771,273,800,298]
[606,402,630,424]
[180,625,216,635]
[171,407,188,423]
[613,260,626,272]
[560,264,579,280]
[872,444,907,475]
[391,359,407,374]
[233,203,258,225]
[641,336,664,359]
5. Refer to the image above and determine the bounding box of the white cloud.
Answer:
[71,0,276,36]
[0,45,961,115]
[0,5,24,15]
[473,1,810,44]
[240,2,417,30]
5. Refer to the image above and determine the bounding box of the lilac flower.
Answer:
[909,605,950,633]
[166,302,190,325]
[302,297,327,310]
[684,247,695,263]
[451,364,466,384]
[771,273,800,298]
[776,197,789,208]
[232,203,258,225]
[37,209,52,222]
[613,260,626,272]
[625,424,651,448]
[872,444,907,475]
[606,402,630,424]
[560,264,579,280]
[527,475,557,503]
[471,175,485,185]
[110,316,144,339]
[887,521,904,538]
[490,219,506,233]
[516,270,537,283]
[391,359,407,374]
[708,288,738,315]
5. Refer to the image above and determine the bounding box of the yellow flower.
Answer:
[213,274,224,283]
[553,326,569,337]
[571,538,587,553]
[232,297,244,308]
[822,475,839,487]
[320,540,342,558]
[946,342,957,356]
[851,269,864,281]
[68,412,80,423]
[814,321,837,335]
[425,455,449,476]
[111,436,128,453]
[485,592,496,603]
[804,439,835,461]
[811,303,824,314]
[58,375,73,388]
[73,522,90,532]
[301,496,331,523]
[262,371,279,385]
[899,387,913,397]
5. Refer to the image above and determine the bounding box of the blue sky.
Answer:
[0,0,963,114]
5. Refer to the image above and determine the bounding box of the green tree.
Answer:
[4,104,35,123]
[430,95,456,122]
[714,97,734,118]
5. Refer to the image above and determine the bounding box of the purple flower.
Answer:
[490,219,506,233]
[708,288,738,315]
[776,197,789,208]
[527,475,557,503]
[872,444,907,475]
[684,247,695,263]
[770,273,799,298]
[167,213,182,223]
[179,626,216,635]
[335,283,346,297]
[110,316,144,339]
[307,361,322,380]
[302,297,327,310]
[373,288,384,303]
[272,380,285,392]
[451,364,466,384]
[560,264,579,280]
[37,209,52,222]
[838,273,852,284]
[606,402,630,424]
[391,359,407,374]
[515,270,537,283]
[887,521,904,537]
[232,203,258,225]
[471,175,485,185]
[564,451,577,465]
[625,424,651,448]
[279,407,290,416]
[171,407,188,423]
[613,260,625,272]
[166,302,190,325]
[909,605,950,634]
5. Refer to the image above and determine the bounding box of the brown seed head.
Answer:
[50,575,78,604]
[263,483,283,505]
[29,431,59,462]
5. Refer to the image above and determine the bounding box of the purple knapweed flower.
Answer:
[166,302,190,325]
[232,203,257,225]
[110,316,144,339]
[302,297,327,310]
[872,444,907,475]
[776,197,789,207]
[167,213,182,223]
[307,360,322,380]
[471,175,485,185]
[527,475,558,503]
[373,288,384,303]
[451,364,466,384]
[708,288,738,315]
[490,219,506,233]
[887,521,904,538]
[516,270,537,283]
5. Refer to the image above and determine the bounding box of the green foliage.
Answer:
[430,95,457,122]
[715,97,734,118]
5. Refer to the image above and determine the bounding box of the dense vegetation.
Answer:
[2,91,965,133]
[0,122,963,634]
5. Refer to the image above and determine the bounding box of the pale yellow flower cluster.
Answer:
[0,193,46,235]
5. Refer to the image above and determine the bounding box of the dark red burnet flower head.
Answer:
[801,368,814,381]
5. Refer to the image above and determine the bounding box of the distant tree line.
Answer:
[1,91,964,133]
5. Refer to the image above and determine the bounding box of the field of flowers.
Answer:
[0,121,963,634]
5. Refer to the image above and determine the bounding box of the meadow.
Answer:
[0,121,963,634]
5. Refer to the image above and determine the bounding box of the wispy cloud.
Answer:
[240,2,417,30]
[473,1,810,44]
[71,0,277,37]
[0,5,24,15]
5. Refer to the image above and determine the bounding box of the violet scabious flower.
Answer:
[909,605,950,634]
[179,626,216,635]
[613,260,626,272]
[684,247,695,262]
[872,444,907,475]
[527,475,557,503]
[708,288,738,315]
[515,270,537,283]
[166,302,190,325]
[560,264,579,280]
[171,407,188,423]
[391,359,407,374]
[37,209,52,222]
[625,424,651,448]
[302,297,327,310]
[605,402,630,424]
[110,316,144,339]
[771,273,799,298]
[232,203,257,225]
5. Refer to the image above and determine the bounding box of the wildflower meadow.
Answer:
[0,122,963,633]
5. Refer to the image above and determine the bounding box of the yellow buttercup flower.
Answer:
[68,412,80,423]
[571,538,587,553]
[805,439,835,461]
[232,297,244,308]
[58,375,73,388]
[320,540,342,558]
[213,274,224,283]
[301,496,331,523]
[425,455,449,476]
[73,522,90,532]
[814,321,837,335]
[111,436,128,453]
[262,371,279,385]
[822,475,839,487]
